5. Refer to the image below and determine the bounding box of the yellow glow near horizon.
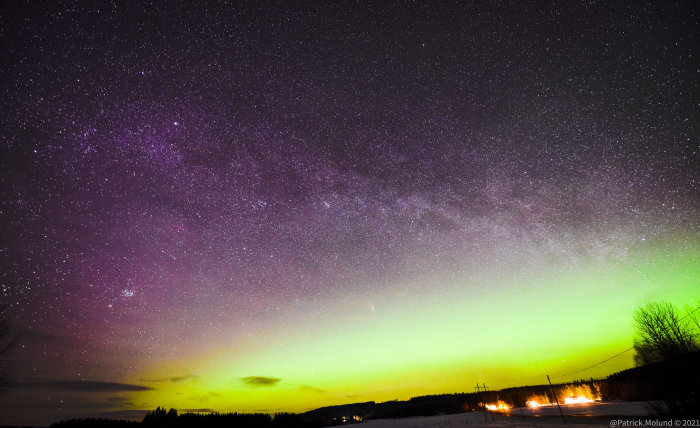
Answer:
[126,240,699,414]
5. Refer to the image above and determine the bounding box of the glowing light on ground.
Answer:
[564,396,596,404]
[526,394,551,408]
[525,384,602,408]
[485,400,510,411]
[560,383,601,404]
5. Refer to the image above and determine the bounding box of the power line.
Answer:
[549,304,700,379]
[549,347,634,378]
[681,304,700,320]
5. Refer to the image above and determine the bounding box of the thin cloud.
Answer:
[16,380,153,392]
[105,396,133,403]
[140,373,199,383]
[239,376,281,387]
[298,385,326,394]
[168,374,198,383]
[90,409,152,420]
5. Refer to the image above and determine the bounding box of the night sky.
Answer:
[1,1,698,426]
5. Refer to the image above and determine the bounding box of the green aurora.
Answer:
[126,238,699,413]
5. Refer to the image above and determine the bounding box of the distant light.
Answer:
[564,396,594,404]
[485,401,510,411]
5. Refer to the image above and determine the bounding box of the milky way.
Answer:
[1,1,698,425]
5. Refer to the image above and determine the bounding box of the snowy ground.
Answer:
[329,401,654,427]
[509,401,651,417]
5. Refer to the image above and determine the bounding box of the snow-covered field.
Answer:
[332,401,653,427]
[511,401,651,417]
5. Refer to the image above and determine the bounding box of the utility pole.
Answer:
[474,383,488,423]
[518,404,525,428]
[547,375,566,424]
[483,383,495,422]
[476,383,495,422]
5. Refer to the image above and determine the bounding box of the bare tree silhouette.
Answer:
[633,301,697,366]
[687,303,700,333]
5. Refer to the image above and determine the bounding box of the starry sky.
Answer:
[0,1,698,426]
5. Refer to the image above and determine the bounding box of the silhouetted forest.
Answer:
[603,350,700,416]
[49,409,322,428]
[50,418,140,428]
